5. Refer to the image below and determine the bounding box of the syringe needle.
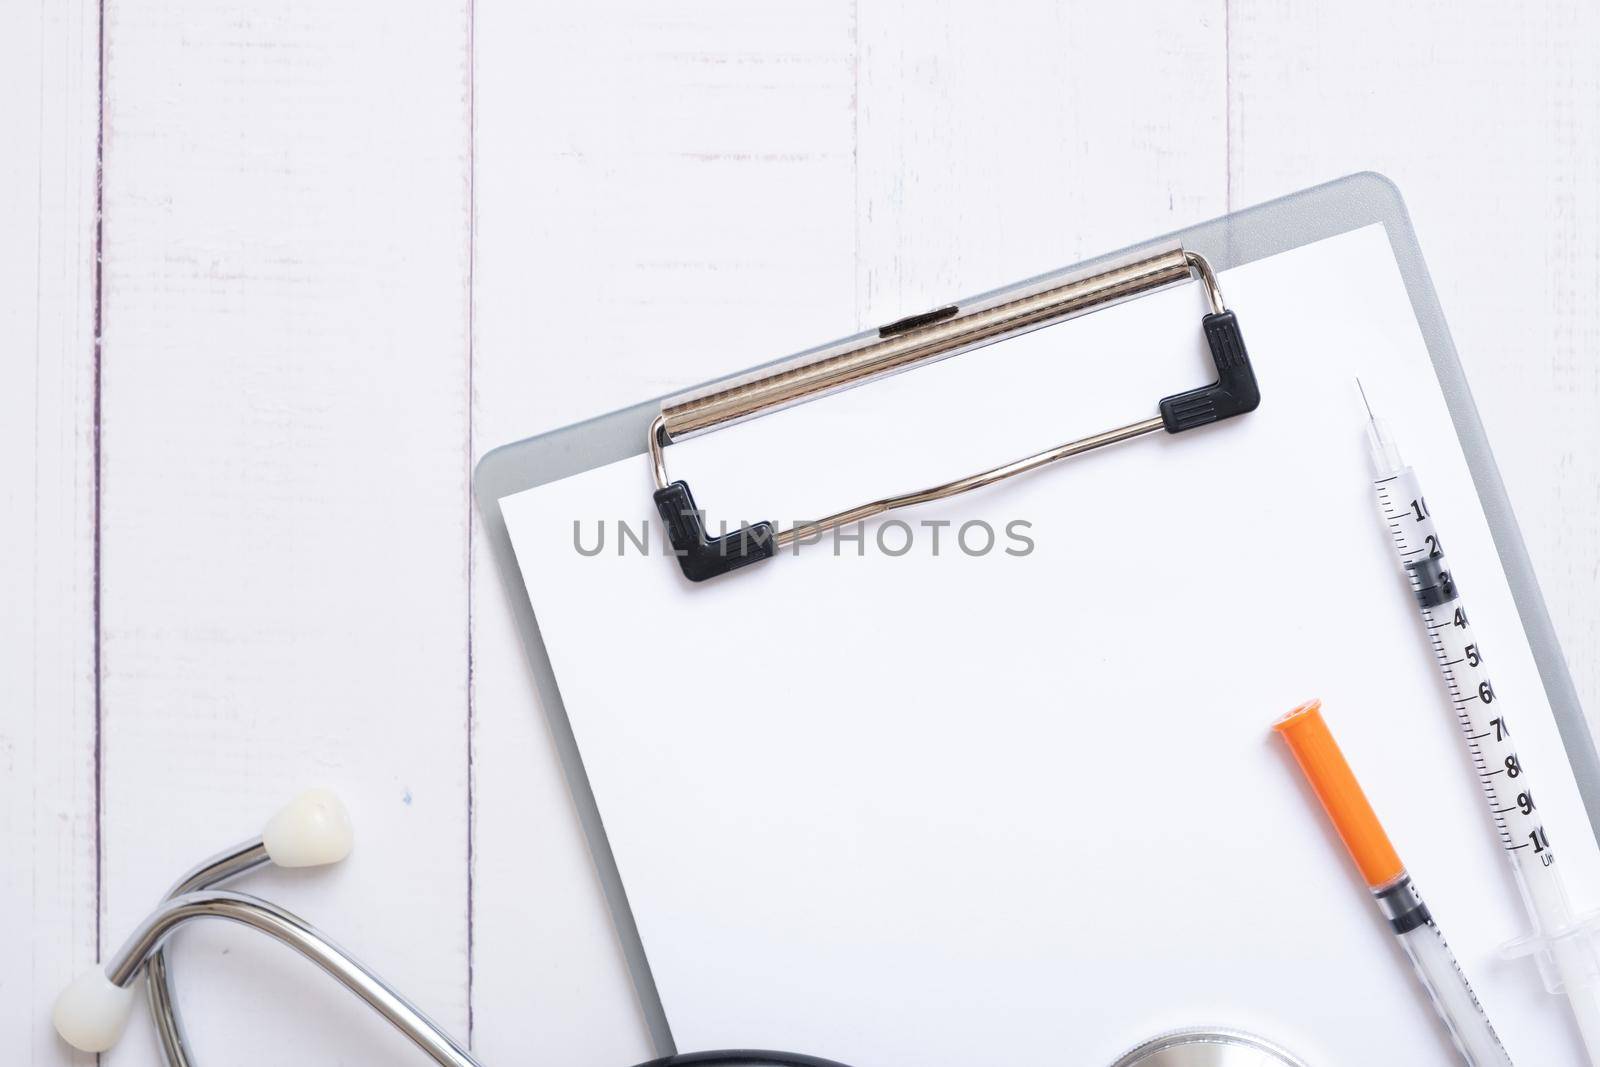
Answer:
[1355,377,1376,423]
[1357,380,1405,477]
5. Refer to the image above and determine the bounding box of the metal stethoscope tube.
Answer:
[61,793,1307,1067]
[143,839,283,1066]
[82,824,846,1067]
[113,837,481,1067]
[101,866,1314,1067]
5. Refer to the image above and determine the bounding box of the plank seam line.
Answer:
[466,0,479,1045]
[1224,0,1232,212]
[92,0,107,994]
[851,0,860,328]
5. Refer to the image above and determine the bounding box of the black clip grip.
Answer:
[1158,310,1259,433]
[653,480,776,582]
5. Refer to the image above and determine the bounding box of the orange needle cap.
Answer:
[1273,699,1405,889]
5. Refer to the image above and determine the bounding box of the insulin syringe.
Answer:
[1276,700,1514,1066]
[1361,383,1600,1062]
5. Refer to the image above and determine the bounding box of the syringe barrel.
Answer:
[1393,908,1515,1067]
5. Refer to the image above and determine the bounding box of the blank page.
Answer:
[501,226,1599,1065]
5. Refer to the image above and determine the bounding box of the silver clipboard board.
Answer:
[474,172,1600,1054]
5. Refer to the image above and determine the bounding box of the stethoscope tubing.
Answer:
[112,887,481,1066]
[105,839,1304,1067]
[144,837,275,1066]
[118,837,846,1067]
[76,794,1303,1067]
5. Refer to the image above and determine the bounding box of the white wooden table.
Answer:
[6,3,1598,1065]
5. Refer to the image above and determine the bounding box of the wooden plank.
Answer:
[1228,0,1600,725]
[470,3,858,1064]
[855,0,1228,324]
[471,3,1226,1063]
[0,1,100,1063]
[93,0,473,1062]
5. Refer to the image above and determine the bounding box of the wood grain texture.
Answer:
[6,1,1600,1063]
[92,0,472,1063]
[1228,0,1600,724]
[855,0,1227,323]
[0,1,100,1063]
[471,5,858,1063]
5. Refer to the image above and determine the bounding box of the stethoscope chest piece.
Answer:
[1111,1028,1310,1067]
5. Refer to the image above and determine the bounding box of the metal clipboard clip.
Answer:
[648,246,1259,582]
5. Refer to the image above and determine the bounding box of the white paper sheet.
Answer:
[501,226,1600,1065]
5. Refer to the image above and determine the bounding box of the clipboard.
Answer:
[475,172,1600,1061]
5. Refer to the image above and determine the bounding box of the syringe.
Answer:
[1276,699,1514,1066]
[1360,382,1600,1063]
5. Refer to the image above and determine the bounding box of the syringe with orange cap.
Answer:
[1275,699,1515,1066]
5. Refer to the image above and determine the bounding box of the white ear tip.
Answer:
[53,968,136,1052]
[262,788,354,868]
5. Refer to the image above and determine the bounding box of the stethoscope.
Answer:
[55,791,1311,1067]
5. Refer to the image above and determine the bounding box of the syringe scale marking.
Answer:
[1360,380,1600,1061]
